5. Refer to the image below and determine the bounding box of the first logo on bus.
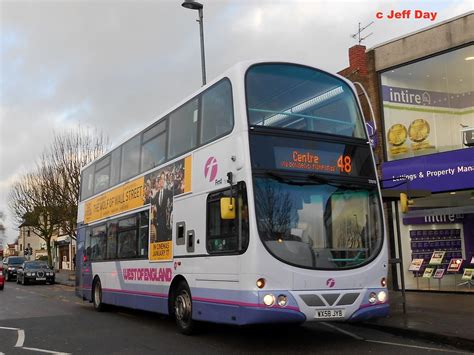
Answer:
[204,156,218,182]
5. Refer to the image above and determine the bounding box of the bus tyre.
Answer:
[174,281,196,335]
[93,278,105,312]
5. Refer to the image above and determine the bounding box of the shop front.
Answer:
[380,43,474,292]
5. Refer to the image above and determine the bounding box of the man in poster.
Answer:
[152,172,172,242]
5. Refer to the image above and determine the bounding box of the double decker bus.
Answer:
[76,61,388,334]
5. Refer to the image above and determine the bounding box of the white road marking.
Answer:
[22,347,71,355]
[366,340,468,354]
[0,326,20,330]
[321,322,364,340]
[14,329,25,347]
[1,326,69,354]
[322,323,467,354]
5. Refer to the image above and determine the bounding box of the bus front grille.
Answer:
[299,292,360,307]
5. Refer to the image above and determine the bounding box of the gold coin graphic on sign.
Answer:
[387,124,407,146]
[409,119,430,142]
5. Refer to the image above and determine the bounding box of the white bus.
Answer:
[76,61,388,334]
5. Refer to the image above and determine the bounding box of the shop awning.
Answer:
[55,236,71,245]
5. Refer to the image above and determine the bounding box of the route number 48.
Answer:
[337,155,352,173]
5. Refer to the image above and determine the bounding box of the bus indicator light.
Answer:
[256,278,266,289]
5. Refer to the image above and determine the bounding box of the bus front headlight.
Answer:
[368,292,377,304]
[263,294,275,307]
[377,291,387,303]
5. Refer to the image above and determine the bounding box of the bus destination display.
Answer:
[274,146,356,176]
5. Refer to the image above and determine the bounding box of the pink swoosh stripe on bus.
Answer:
[103,288,167,298]
[193,296,300,312]
[83,287,300,311]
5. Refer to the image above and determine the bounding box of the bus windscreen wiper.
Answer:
[265,172,313,186]
[307,173,366,190]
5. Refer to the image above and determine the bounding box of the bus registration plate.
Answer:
[315,309,345,319]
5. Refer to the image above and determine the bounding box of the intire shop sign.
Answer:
[381,148,474,193]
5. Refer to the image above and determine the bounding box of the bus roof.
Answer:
[80,60,354,172]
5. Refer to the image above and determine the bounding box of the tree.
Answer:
[9,164,63,266]
[9,129,108,267]
[46,129,108,240]
[0,211,5,253]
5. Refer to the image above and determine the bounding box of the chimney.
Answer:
[348,45,367,76]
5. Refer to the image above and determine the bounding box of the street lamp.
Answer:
[181,0,207,86]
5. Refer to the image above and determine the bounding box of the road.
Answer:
[0,282,468,354]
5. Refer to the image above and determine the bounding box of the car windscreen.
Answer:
[9,258,26,265]
[25,262,49,269]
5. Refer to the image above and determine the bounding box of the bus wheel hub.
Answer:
[175,292,191,321]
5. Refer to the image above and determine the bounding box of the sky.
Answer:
[0,0,472,244]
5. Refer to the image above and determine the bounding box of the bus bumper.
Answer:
[348,303,390,321]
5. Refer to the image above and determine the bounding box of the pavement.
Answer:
[362,290,474,351]
[54,269,76,287]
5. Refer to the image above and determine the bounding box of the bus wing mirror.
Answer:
[400,193,413,213]
[220,197,236,220]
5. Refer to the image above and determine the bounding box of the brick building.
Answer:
[339,12,474,293]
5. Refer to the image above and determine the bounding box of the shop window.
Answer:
[381,45,474,161]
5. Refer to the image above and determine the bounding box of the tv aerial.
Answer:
[352,21,374,45]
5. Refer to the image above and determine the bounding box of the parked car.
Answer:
[2,256,27,282]
[16,261,55,285]
[0,271,4,290]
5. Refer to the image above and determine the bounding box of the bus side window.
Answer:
[200,79,234,145]
[138,211,149,257]
[91,225,107,261]
[85,227,91,262]
[107,221,118,260]
[206,182,249,254]
[176,222,186,246]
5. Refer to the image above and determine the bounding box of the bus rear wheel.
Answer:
[92,278,105,312]
[174,281,196,335]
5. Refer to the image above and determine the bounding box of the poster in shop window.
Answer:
[433,268,445,279]
[429,251,445,265]
[461,269,473,280]
[447,258,463,273]
[408,258,424,271]
[422,267,435,278]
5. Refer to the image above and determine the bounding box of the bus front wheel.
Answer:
[92,278,105,312]
[174,281,196,335]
